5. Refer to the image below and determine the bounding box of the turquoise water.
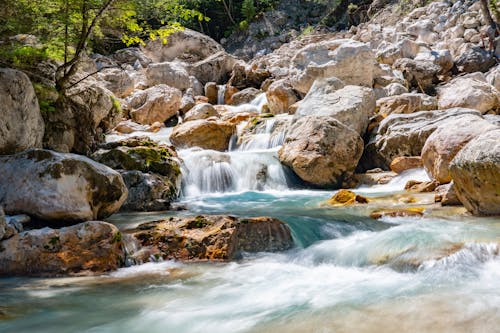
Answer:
[1,188,500,333]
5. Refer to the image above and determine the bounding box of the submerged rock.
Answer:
[0,221,125,276]
[326,190,369,206]
[0,68,44,155]
[130,215,294,261]
[0,149,127,223]
[450,129,500,216]
[370,207,425,219]
[405,180,439,193]
[279,116,364,187]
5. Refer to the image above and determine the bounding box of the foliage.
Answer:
[241,0,256,21]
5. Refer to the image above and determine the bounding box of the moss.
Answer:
[110,96,122,116]
[112,231,122,243]
[49,236,60,246]
[34,83,58,115]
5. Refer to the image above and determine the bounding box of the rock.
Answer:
[377,93,437,116]
[361,108,481,170]
[229,88,260,105]
[0,207,6,240]
[405,180,439,192]
[180,89,196,114]
[370,207,425,219]
[390,156,423,174]
[146,62,191,90]
[449,129,500,215]
[97,68,135,98]
[127,84,182,125]
[186,51,238,85]
[326,189,369,206]
[435,182,461,206]
[278,116,364,187]
[130,215,293,261]
[204,82,219,104]
[0,221,125,276]
[421,114,498,183]
[184,103,218,122]
[454,45,496,73]
[437,76,499,114]
[43,81,120,155]
[374,83,408,100]
[289,39,376,95]
[393,58,440,94]
[227,63,271,89]
[120,171,179,212]
[113,47,152,67]
[266,79,298,115]
[376,38,421,65]
[113,120,149,134]
[170,119,235,151]
[295,78,375,135]
[487,65,500,91]
[0,68,44,155]
[0,149,127,223]
[142,28,224,63]
[414,49,453,74]
[354,171,397,186]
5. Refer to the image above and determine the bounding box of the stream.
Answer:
[1,95,499,333]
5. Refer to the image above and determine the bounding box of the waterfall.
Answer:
[217,85,226,105]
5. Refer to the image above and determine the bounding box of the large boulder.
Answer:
[97,68,135,98]
[43,81,120,155]
[376,93,437,116]
[449,129,500,216]
[437,76,499,114]
[0,68,44,155]
[278,116,364,187]
[0,149,128,222]
[92,137,181,211]
[0,221,125,276]
[229,87,260,105]
[127,84,182,125]
[422,114,498,183]
[361,108,481,170]
[130,215,293,261]
[454,45,496,74]
[376,38,421,65]
[393,58,440,94]
[184,103,218,122]
[266,79,298,115]
[289,39,376,95]
[145,62,191,90]
[295,78,375,135]
[186,51,238,85]
[170,119,235,151]
[142,28,224,63]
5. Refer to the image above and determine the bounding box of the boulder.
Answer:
[295,79,375,135]
[127,84,182,125]
[377,93,437,116]
[113,47,152,67]
[289,39,376,95]
[142,28,224,63]
[376,39,421,65]
[227,62,270,89]
[422,114,498,183]
[229,88,260,105]
[405,180,439,192]
[414,49,453,74]
[184,103,218,122]
[0,68,44,155]
[187,51,238,85]
[43,81,120,155]
[278,116,364,187]
[437,76,499,114]
[130,215,293,261]
[0,149,128,223]
[170,119,235,151]
[361,108,481,170]
[97,68,135,98]
[390,156,423,174]
[326,189,369,206]
[204,82,219,104]
[487,65,500,91]
[0,221,125,276]
[435,182,461,206]
[393,58,440,94]
[454,45,496,73]
[449,129,500,215]
[266,79,298,115]
[145,62,191,90]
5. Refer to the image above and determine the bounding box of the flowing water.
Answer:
[1,96,499,333]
